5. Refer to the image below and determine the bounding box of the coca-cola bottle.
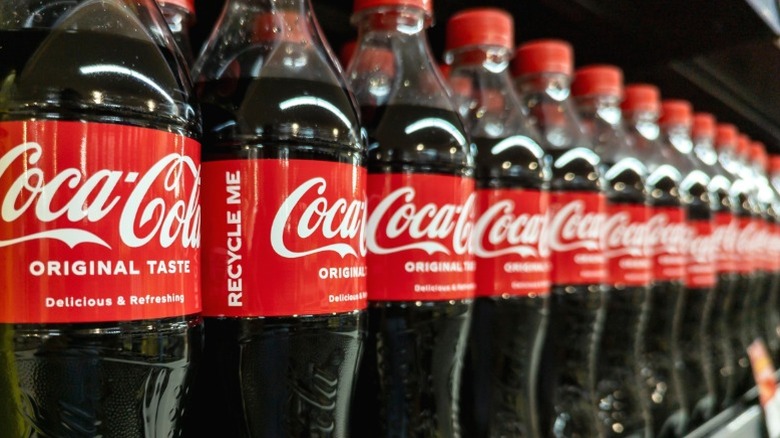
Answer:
[190,1,367,436]
[512,40,607,437]
[691,114,739,412]
[622,84,688,437]
[573,65,651,437]
[658,99,717,428]
[720,130,760,397]
[768,154,780,361]
[156,0,196,65]
[346,0,476,435]
[747,142,778,350]
[0,1,201,436]
[444,9,549,437]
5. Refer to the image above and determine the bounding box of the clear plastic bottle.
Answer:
[747,142,778,354]
[0,1,201,436]
[346,0,475,435]
[445,9,549,437]
[512,39,607,438]
[690,114,738,413]
[189,0,367,436]
[767,154,780,362]
[721,131,761,397]
[622,85,688,437]
[156,0,196,65]
[573,65,652,437]
[658,100,717,429]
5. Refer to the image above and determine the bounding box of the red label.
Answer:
[548,191,607,285]
[686,220,717,288]
[366,173,475,301]
[774,224,780,271]
[473,189,551,297]
[736,217,760,273]
[647,207,687,281]
[713,212,739,273]
[201,159,367,317]
[0,120,200,323]
[759,220,775,272]
[603,204,651,286]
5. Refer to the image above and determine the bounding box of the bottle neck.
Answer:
[514,72,588,149]
[448,46,512,71]
[692,134,718,166]
[624,110,660,142]
[575,94,624,130]
[350,6,452,111]
[661,122,693,154]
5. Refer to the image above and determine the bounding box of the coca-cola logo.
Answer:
[601,211,649,258]
[713,217,739,255]
[687,226,717,264]
[271,177,366,259]
[736,220,760,256]
[367,187,475,255]
[646,212,690,255]
[547,200,605,252]
[472,199,548,258]
[0,142,200,249]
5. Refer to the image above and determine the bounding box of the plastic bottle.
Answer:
[346,0,476,435]
[0,1,201,435]
[513,39,607,438]
[622,85,688,437]
[691,114,739,413]
[157,0,196,66]
[658,100,717,429]
[573,65,652,437]
[767,154,780,362]
[190,0,367,435]
[445,9,549,437]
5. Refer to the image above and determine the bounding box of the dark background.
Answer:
[191,0,780,154]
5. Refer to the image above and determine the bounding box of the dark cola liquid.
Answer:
[459,137,548,438]
[595,160,649,437]
[189,77,366,438]
[0,29,201,437]
[352,104,472,438]
[642,175,687,438]
[679,185,716,430]
[537,147,603,438]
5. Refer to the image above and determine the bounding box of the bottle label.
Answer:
[686,219,717,288]
[548,191,607,285]
[647,207,687,281]
[366,173,476,301]
[774,224,780,271]
[603,204,651,286]
[0,120,200,323]
[473,189,551,297]
[736,217,760,273]
[713,212,739,273]
[201,159,367,317]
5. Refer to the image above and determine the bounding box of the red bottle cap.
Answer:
[769,155,780,173]
[353,0,433,14]
[254,12,308,43]
[340,40,357,68]
[621,84,661,113]
[659,100,692,126]
[511,39,573,76]
[751,142,768,167]
[157,0,195,16]
[737,134,750,158]
[715,123,738,150]
[571,65,623,98]
[692,113,716,138]
[445,8,514,51]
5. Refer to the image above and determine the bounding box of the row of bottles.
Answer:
[1,0,779,438]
